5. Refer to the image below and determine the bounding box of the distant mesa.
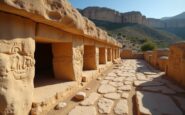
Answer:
[79,7,185,28]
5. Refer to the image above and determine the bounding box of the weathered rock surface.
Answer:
[104,93,121,100]
[109,81,123,87]
[167,84,185,93]
[141,86,176,94]
[68,106,97,115]
[98,98,114,114]
[0,12,35,114]
[118,85,132,91]
[80,92,101,106]
[55,102,67,110]
[74,92,86,101]
[98,84,116,94]
[80,7,147,25]
[114,99,129,115]
[0,0,121,47]
[136,91,182,115]
[174,96,185,111]
[134,81,164,87]
[121,92,130,99]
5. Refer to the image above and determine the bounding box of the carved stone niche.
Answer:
[0,12,35,115]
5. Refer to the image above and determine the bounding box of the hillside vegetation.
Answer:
[92,19,182,51]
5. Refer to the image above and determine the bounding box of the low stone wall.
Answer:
[144,42,185,88]
[120,49,144,59]
[166,42,185,88]
[144,49,169,70]
[158,56,168,71]
[144,51,153,64]
[150,49,169,69]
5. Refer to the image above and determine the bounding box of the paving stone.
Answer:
[68,106,97,115]
[137,75,150,81]
[100,80,109,84]
[140,86,176,94]
[107,72,117,77]
[109,81,123,87]
[74,92,86,101]
[97,77,102,80]
[118,85,132,91]
[80,92,101,106]
[104,76,115,80]
[98,84,116,94]
[98,98,114,114]
[55,102,67,110]
[136,91,182,115]
[104,93,121,100]
[117,90,123,93]
[124,81,132,85]
[112,77,125,82]
[121,92,130,99]
[174,96,185,111]
[86,87,91,90]
[125,77,136,82]
[166,84,185,93]
[134,81,164,87]
[114,99,129,115]
[143,72,157,75]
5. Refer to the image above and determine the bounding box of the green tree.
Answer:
[141,42,156,51]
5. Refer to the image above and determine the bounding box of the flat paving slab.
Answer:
[68,106,97,115]
[136,91,182,115]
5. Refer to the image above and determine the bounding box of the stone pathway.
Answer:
[48,59,185,115]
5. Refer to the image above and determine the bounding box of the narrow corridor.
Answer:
[48,59,185,115]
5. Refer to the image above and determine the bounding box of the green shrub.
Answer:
[141,42,156,51]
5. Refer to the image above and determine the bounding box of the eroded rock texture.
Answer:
[0,0,121,47]
[0,12,35,115]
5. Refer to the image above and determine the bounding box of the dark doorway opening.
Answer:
[34,43,55,87]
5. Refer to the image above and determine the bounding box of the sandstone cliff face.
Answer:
[80,7,185,28]
[122,11,147,24]
[82,7,122,23]
[81,7,148,25]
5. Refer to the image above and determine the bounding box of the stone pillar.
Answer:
[99,47,106,64]
[107,48,112,61]
[72,38,83,82]
[0,12,35,114]
[118,48,120,58]
[96,46,99,66]
[116,48,119,58]
[83,45,97,70]
[114,49,117,59]
[52,43,73,81]
[112,48,115,60]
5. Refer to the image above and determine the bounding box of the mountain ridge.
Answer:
[161,12,185,20]
[79,7,185,28]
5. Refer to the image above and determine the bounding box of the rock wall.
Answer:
[81,7,148,25]
[158,56,168,71]
[80,7,185,28]
[120,49,144,59]
[82,7,122,23]
[150,49,169,69]
[166,42,185,88]
[0,11,35,115]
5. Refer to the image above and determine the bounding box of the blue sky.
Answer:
[69,0,185,19]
